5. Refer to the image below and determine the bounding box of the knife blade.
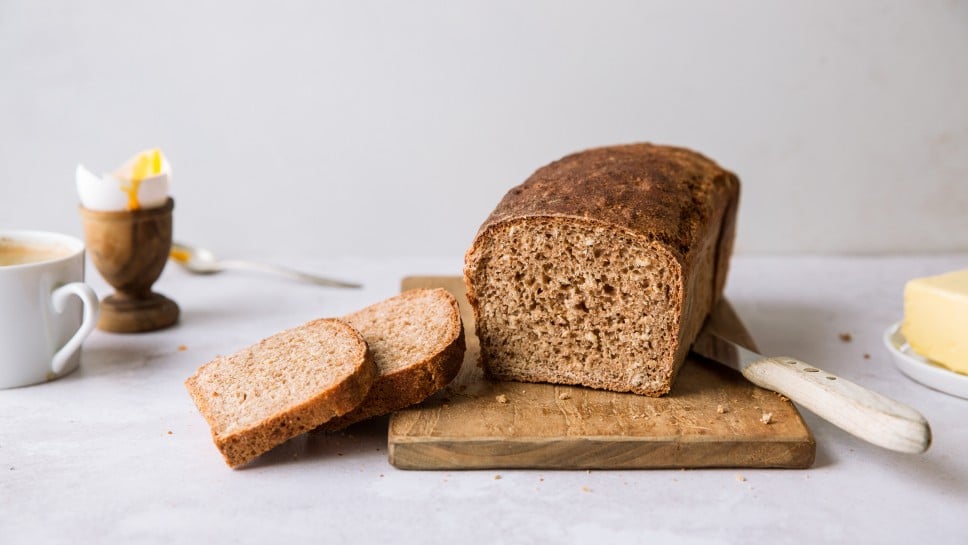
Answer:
[691,329,931,454]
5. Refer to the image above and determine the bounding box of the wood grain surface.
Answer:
[79,198,179,332]
[388,276,815,470]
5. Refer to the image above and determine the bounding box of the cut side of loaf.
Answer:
[464,143,739,396]
[185,318,375,468]
[319,288,465,431]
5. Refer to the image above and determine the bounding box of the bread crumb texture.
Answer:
[470,219,681,395]
[345,288,461,375]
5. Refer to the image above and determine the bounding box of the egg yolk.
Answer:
[121,148,164,210]
[169,247,191,263]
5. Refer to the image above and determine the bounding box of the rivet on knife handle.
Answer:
[692,331,932,454]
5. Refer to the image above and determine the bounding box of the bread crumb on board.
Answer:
[494,474,502,480]
[760,412,773,425]
[495,394,509,404]
[735,473,746,482]
[839,332,853,342]
[581,486,592,493]
[863,353,871,360]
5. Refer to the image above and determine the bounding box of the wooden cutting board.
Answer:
[388,276,815,469]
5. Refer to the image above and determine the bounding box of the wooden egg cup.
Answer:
[79,198,179,333]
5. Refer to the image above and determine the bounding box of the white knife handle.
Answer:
[741,357,931,453]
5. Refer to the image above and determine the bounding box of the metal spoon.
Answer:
[169,242,361,288]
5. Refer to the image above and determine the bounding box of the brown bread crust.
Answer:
[319,289,466,431]
[465,143,739,396]
[474,143,739,260]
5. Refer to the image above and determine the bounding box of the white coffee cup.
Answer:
[0,230,99,389]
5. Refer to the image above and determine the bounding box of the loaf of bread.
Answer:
[464,143,740,396]
[185,318,375,468]
[319,288,465,431]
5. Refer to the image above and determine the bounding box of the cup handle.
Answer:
[50,282,100,375]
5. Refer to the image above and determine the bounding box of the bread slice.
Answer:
[318,288,465,431]
[464,143,739,396]
[185,318,375,468]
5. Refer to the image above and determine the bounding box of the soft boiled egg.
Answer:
[77,148,171,211]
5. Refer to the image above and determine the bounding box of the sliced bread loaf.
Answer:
[185,318,375,468]
[319,288,465,431]
[464,143,739,396]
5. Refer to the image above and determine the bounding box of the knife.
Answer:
[691,329,932,454]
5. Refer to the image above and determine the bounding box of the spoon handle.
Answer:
[217,259,362,288]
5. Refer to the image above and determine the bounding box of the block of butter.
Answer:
[902,268,968,375]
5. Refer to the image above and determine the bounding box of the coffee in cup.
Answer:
[0,239,74,266]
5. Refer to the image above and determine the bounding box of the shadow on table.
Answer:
[75,342,183,378]
[807,410,967,499]
[728,297,843,358]
[241,416,391,470]
[864,435,968,499]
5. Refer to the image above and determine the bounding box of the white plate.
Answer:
[883,322,968,400]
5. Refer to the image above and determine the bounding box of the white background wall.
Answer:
[1,0,966,258]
